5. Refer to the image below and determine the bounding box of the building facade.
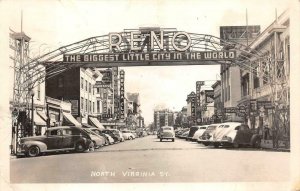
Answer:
[237,11,290,148]
[45,67,104,129]
[154,109,175,130]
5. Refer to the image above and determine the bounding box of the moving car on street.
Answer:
[215,122,261,148]
[159,126,175,142]
[19,126,93,157]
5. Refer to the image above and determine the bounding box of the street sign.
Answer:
[257,100,274,110]
[238,105,246,113]
[224,107,237,113]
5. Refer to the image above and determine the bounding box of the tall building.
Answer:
[154,109,175,130]
[211,81,222,123]
[220,25,261,121]
[199,89,214,124]
[45,67,104,129]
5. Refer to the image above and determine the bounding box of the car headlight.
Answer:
[222,136,232,142]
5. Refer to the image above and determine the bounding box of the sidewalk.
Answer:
[260,139,290,152]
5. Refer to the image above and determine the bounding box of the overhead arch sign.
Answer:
[63,29,236,66]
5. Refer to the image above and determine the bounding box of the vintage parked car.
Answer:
[176,128,189,138]
[186,125,201,141]
[121,130,136,140]
[131,131,138,138]
[82,128,106,148]
[89,128,113,145]
[191,125,208,142]
[102,129,121,143]
[178,129,190,139]
[198,124,220,146]
[19,126,93,157]
[110,129,125,142]
[215,122,261,148]
[159,126,175,142]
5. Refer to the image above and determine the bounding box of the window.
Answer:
[89,101,92,112]
[81,97,84,110]
[62,129,72,135]
[97,88,100,93]
[85,99,88,111]
[81,77,84,89]
[93,101,95,113]
[50,130,61,136]
[104,93,107,99]
[85,80,88,91]
[97,101,100,113]
[89,82,91,93]
[37,83,41,100]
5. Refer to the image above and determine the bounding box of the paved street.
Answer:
[10,135,290,183]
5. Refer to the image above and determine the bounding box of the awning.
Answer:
[34,111,47,126]
[37,111,56,126]
[63,112,81,127]
[89,117,105,130]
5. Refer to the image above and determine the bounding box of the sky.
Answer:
[4,0,289,125]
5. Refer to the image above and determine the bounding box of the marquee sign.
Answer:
[63,30,237,65]
[119,70,125,120]
[63,51,236,63]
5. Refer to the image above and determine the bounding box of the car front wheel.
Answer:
[252,139,261,148]
[75,142,86,152]
[27,145,40,157]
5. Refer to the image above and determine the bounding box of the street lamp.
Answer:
[30,89,35,136]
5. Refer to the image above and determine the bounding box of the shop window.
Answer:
[241,74,249,96]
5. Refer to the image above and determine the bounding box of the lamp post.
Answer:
[30,89,35,136]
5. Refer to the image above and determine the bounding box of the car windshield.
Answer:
[163,127,172,131]
[224,125,230,128]
[200,126,206,129]
[207,125,217,130]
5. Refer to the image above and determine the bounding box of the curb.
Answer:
[260,148,290,152]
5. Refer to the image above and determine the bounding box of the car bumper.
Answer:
[160,136,175,139]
